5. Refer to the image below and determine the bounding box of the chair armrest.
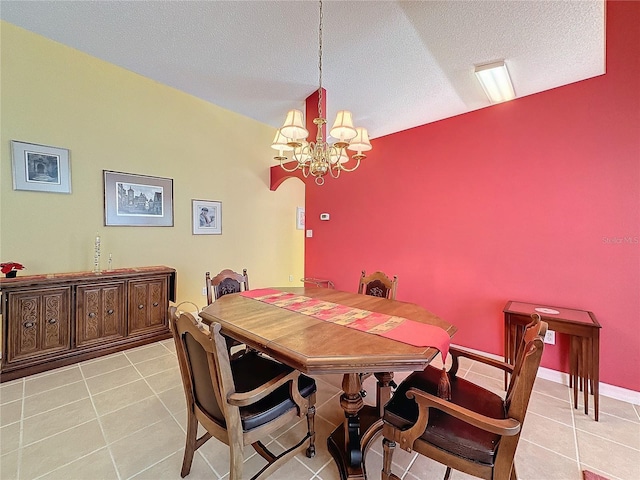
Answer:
[227,370,301,407]
[407,387,521,436]
[450,346,514,374]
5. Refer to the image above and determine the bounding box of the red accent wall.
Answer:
[304,0,640,391]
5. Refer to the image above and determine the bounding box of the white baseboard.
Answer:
[451,343,640,406]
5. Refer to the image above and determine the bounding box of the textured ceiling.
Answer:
[1,1,605,139]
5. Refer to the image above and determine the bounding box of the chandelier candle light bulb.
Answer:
[271,0,372,185]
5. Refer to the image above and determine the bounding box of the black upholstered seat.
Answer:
[384,366,504,466]
[171,308,316,479]
[381,314,547,480]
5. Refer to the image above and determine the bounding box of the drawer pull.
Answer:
[47,318,57,325]
[88,312,97,318]
[153,302,159,307]
[138,304,144,309]
[23,321,36,329]
[107,309,114,315]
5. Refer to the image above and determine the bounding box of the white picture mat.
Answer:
[192,199,222,235]
[11,140,71,193]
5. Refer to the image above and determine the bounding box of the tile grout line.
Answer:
[567,384,582,473]
[80,358,124,480]
[122,446,183,480]
[16,377,25,480]
[30,445,114,480]
[130,343,227,479]
[123,346,223,479]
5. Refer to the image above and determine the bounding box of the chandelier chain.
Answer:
[272,0,370,186]
[317,0,323,120]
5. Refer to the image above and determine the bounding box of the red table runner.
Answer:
[240,288,450,361]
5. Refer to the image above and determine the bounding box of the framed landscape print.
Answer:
[11,140,71,193]
[103,170,174,226]
[192,199,222,235]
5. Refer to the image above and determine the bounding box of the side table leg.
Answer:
[593,331,600,421]
[582,336,589,416]
[571,336,579,410]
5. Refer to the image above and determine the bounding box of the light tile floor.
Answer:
[1,340,638,480]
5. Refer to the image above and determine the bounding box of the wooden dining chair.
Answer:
[381,314,547,480]
[205,268,249,305]
[357,270,399,397]
[170,307,317,480]
[205,269,250,355]
[358,270,398,300]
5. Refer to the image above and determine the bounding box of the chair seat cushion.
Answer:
[232,351,316,431]
[383,366,505,466]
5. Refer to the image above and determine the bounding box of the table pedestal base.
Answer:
[327,405,382,480]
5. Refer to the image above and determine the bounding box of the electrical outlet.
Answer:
[202,287,207,296]
[289,275,294,282]
[544,329,556,345]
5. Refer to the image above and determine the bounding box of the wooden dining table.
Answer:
[199,287,456,480]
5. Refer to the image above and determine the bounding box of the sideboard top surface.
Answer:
[0,265,176,291]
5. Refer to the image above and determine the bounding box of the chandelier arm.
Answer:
[338,156,362,173]
[279,159,302,173]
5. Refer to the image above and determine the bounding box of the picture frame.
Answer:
[192,199,222,235]
[296,206,305,230]
[103,170,174,226]
[11,140,71,193]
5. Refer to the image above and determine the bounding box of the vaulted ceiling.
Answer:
[1,1,605,139]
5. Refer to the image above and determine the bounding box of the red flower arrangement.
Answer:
[1,262,25,275]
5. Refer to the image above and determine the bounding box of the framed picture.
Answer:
[103,170,174,226]
[11,140,71,193]
[192,199,222,235]
[296,207,305,230]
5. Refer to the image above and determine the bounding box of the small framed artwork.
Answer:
[296,206,305,230]
[192,199,222,235]
[11,140,71,193]
[103,170,174,226]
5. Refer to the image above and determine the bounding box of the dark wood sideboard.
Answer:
[0,266,176,382]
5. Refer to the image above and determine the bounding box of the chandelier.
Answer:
[270,0,372,186]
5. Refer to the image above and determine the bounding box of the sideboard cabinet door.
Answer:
[128,276,168,336]
[6,288,71,364]
[76,282,126,347]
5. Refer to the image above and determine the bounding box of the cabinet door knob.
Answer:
[107,309,114,315]
[88,312,97,318]
[48,318,57,325]
[23,321,36,329]
[138,304,144,309]
[153,302,159,307]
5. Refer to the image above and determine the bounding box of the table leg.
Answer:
[327,372,380,480]
[374,372,394,418]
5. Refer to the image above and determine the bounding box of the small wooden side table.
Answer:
[503,301,601,421]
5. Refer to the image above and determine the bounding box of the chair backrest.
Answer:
[497,314,547,471]
[505,313,547,406]
[170,308,236,429]
[358,270,398,300]
[205,268,249,305]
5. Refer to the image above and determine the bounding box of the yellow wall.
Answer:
[0,22,305,308]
